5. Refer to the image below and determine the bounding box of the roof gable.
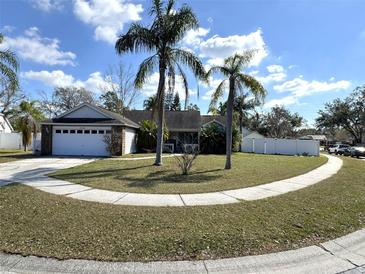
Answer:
[59,104,110,119]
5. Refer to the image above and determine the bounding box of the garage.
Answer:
[52,126,111,156]
[41,103,139,157]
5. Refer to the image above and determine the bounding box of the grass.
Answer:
[0,157,363,262]
[0,150,34,163]
[51,153,327,194]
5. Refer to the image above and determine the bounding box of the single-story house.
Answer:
[0,113,13,133]
[299,135,327,146]
[41,103,139,156]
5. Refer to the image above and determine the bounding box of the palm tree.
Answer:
[115,0,206,166]
[16,101,44,151]
[208,51,267,169]
[0,33,19,92]
[143,95,157,110]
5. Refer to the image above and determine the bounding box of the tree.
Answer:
[143,95,157,111]
[170,93,181,111]
[14,101,44,151]
[186,103,200,111]
[115,0,206,166]
[264,106,304,138]
[0,78,24,117]
[0,33,19,93]
[136,120,169,152]
[53,86,95,113]
[208,52,266,169]
[99,63,139,114]
[315,85,364,143]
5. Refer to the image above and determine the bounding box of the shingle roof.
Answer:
[201,115,226,127]
[124,110,202,131]
[42,103,139,128]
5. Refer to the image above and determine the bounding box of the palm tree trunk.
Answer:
[155,62,166,166]
[225,78,234,169]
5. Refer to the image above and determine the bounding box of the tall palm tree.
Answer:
[16,101,44,151]
[208,51,267,169]
[115,0,206,166]
[0,33,19,91]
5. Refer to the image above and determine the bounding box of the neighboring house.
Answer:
[124,110,203,153]
[40,103,139,156]
[299,135,327,146]
[0,113,13,133]
[241,127,264,139]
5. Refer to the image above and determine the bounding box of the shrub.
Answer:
[174,142,199,175]
[136,120,168,152]
[103,132,122,156]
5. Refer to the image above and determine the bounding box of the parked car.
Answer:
[349,146,365,158]
[328,144,351,155]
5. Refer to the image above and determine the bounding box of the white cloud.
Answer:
[255,64,287,84]
[73,0,143,44]
[198,29,268,67]
[182,27,210,47]
[1,27,76,66]
[273,78,351,97]
[202,77,225,100]
[139,72,197,100]
[31,0,64,12]
[0,25,15,33]
[22,70,110,93]
[264,77,351,108]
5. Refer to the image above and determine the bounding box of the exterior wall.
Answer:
[41,125,53,155]
[0,133,22,149]
[242,137,320,156]
[124,128,137,154]
[63,106,107,119]
[0,115,13,133]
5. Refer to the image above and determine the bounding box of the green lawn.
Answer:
[0,157,363,262]
[51,153,327,194]
[0,150,34,163]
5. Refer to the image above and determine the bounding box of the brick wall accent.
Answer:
[41,125,52,155]
[111,126,125,156]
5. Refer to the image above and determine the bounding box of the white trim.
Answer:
[202,119,225,128]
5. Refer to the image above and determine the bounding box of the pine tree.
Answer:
[170,93,181,111]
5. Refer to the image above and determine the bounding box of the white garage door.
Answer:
[52,126,111,156]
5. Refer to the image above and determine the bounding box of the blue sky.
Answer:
[1,0,364,125]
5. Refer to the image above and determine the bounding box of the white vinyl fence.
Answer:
[0,133,41,151]
[242,137,320,156]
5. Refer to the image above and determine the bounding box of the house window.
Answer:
[98,130,105,134]
[91,130,97,134]
[84,130,90,134]
[56,130,61,134]
[77,130,83,134]
[70,130,76,134]
[62,130,69,134]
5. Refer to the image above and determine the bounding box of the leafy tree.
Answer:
[115,0,206,166]
[186,103,199,111]
[170,93,181,111]
[100,91,124,114]
[99,63,139,114]
[0,33,19,92]
[137,120,169,152]
[208,51,266,169]
[143,95,157,111]
[53,86,95,113]
[0,78,24,117]
[315,85,364,143]
[14,101,44,151]
[264,106,304,138]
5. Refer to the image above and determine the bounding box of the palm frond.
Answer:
[236,73,267,102]
[172,48,206,81]
[0,62,19,91]
[175,63,189,109]
[115,23,157,55]
[208,79,226,111]
[134,54,159,89]
[206,66,231,79]
[0,50,19,70]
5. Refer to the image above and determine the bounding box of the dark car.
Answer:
[350,146,365,158]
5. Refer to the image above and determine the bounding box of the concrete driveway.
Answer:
[0,157,94,187]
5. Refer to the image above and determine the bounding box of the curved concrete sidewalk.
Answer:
[0,154,342,207]
[1,229,364,273]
